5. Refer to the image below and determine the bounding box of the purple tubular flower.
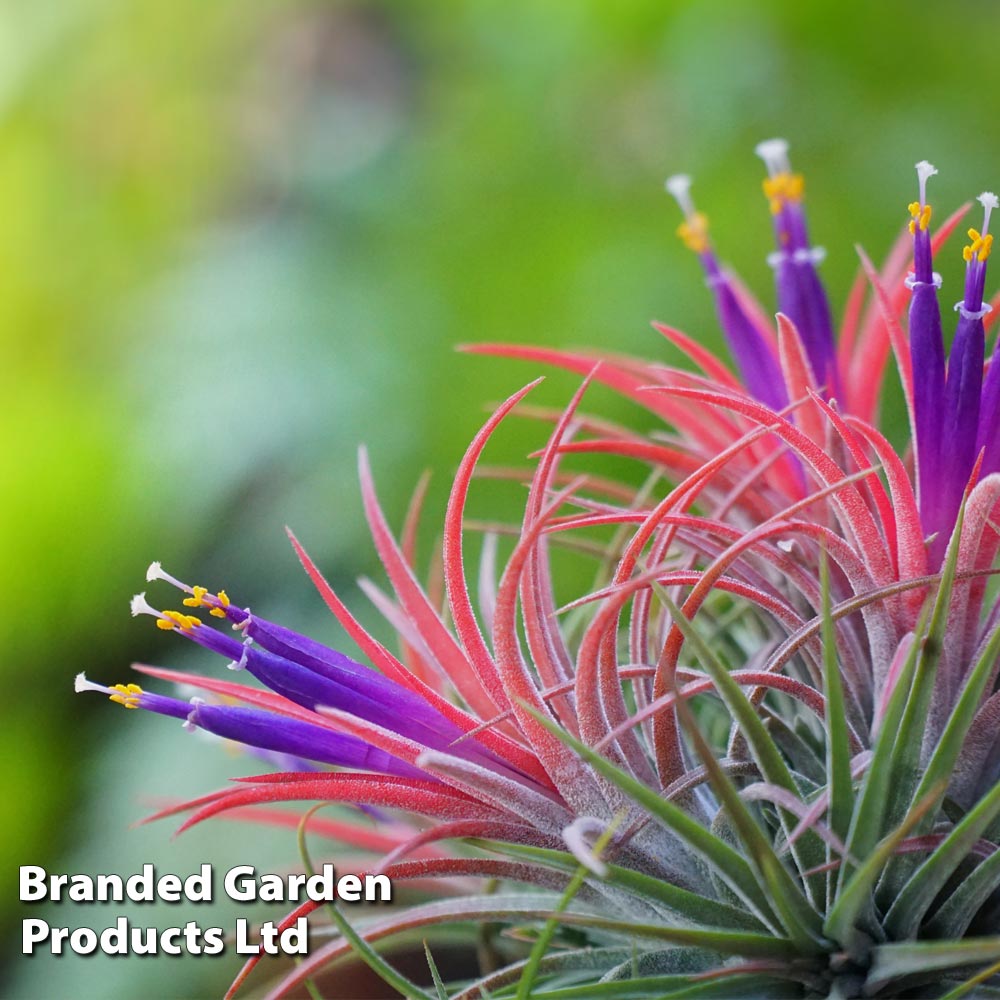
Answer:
[193,704,431,780]
[756,139,840,400]
[222,632,462,750]
[936,193,997,556]
[132,578,525,780]
[665,174,789,412]
[943,316,984,499]
[73,674,430,780]
[906,162,947,544]
[977,344,1000,476]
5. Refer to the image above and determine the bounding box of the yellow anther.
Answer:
[157,609,202,631]
[762,172,805,214]
[907,203,931,235]
[676,212,709,253]
[108,682,143,709]
[963,228,992,263]
[208,590,231,618]
[182,585,209,608]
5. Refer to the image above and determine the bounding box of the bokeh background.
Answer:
[6,1,1000,996]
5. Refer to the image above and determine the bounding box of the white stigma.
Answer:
[978,192,998,236]
[664,173,696,220]
[75,672,110,695]
[755,138,791,177]
[915,160,937,206]
[130,591,159,618]
[145,561,192,593]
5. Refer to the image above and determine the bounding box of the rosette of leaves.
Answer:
[81,146,1000,998]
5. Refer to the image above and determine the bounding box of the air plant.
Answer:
[78,139,1000,999]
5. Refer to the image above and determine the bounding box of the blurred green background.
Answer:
[5,1,1000,996]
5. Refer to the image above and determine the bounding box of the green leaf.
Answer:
[297,806,436,1000]
[528,972,801,999]
[938,959,1000,999]
[916,625,1000,807]
[824,783,944,950]
[522,911,801,959]
[838,603,928,894]
[516,815,623,1000]
[472,838,767,931]
[670,689,827,953]
[865,936,1000,995]
[457,946,636,1000]
[880,623,1000,905]
[522,703,782,933]
[423,942,449,1000]
[883,500,966,833]
[925,839,1000,939]
[820,548,854,847]
[762,709,826,787]
[885,778,1000,939]
[650,580,825,899]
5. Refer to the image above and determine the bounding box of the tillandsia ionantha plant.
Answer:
[76,138,1000,999]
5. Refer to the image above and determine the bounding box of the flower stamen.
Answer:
[964,194,997,262]
[74,673,143,709]
[148,562,233,620]
[762,172,805,215]
[146,561,192,591]
[130,592,201,631]
[756,138,804,215]
[157,610,202,631]
[210,590,230,618]
[908,160,937,234]
[665,174,710,254]
[182,585,209,608]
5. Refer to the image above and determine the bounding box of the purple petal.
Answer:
[192,703,431,780]
[908,280,946,534]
